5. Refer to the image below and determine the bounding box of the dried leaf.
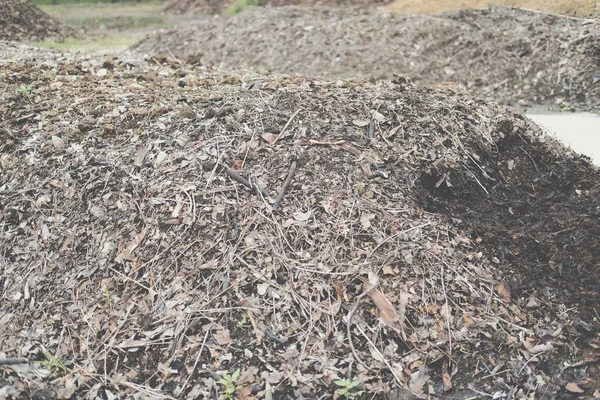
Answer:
[497,280,512,303]
[366,287,405,338]
[51,135,66,150]
[293,210,312,221]
[352,119,369,127]
[133,144,148,167]
[360,212,376,229]
[565,382,584,393]
[442,359,453,391]
[213,329,232,345]
[261,132,278,144]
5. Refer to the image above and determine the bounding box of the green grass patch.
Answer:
[34,36,139,54]
[223,0,264,15]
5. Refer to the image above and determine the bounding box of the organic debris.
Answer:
[165,0,393,15]
[0,0,74,42]
[1,42,599,398]
[134,5,600,112]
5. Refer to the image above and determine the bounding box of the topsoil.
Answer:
[134,5,600,112]
[165,0,393,16]
[0,0,74,42]
[0,42,599,399]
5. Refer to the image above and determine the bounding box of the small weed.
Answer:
[224,0,264,15]
[217,369,241,399]
[334,378,362,399]
[15,83,34,99]
[36,346,67,376]
[237,314,251,330]
[103,286,112,308]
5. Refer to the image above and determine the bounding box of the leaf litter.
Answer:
[133,5,600,113]
[0,41,599,398]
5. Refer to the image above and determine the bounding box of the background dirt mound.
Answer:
[0,0,74,42]
[1,49,599,397]
[165,0,393,15]
[134,5,600,112]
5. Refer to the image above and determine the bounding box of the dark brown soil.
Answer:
[1,44,599,399]
[0,0,74,42]
[134,5,600,112]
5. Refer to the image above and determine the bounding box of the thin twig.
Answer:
[224,167,269,198]
[273,109,300,144]
[272,160,297,211]
[346,279,379,369]
[0,358,28,365]
[368,119,375,139]
[177,330,209,396]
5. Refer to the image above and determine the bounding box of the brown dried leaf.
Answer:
[366,287,405,338]
[261,132,277,144]
[133,144,148,167]
[497,280,512,303]
[51,135,66,150]
[442,359,453,391]
[565,382,584,393]
[213,329,232,345]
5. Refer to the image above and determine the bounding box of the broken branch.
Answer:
[272,160,297,211]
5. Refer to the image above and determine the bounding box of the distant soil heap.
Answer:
[135,5,600,112]
[0,0,73,42]
[165,0,393,15]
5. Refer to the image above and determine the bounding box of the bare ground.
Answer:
[133,5,600,113]
[0,42,599,399]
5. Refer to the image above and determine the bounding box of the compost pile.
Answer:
[0,0,74,42]
[165,0,392,15]
[1,42,600,399]
[135,5,600,112]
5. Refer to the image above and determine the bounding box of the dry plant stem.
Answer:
[273,108,300,144]
[272,160,297,211]
[355,323,402,385]
[346,280,379,369]
[224,167,269,197]
[0,358,28,365]
[177,330,209,396]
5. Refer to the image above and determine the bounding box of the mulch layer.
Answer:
[165,0,393,16]
[0,42,599,399]
[0,0,74,42]
[134,5,600,113]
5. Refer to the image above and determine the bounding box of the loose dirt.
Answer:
[134,6,600,113]
[0,0,74,42]
[1,42,599,398]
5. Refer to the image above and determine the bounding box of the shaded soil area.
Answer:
[0,0,74,42]
[165,0,393,15]
[1,43,599,398]
[134,5,600,112]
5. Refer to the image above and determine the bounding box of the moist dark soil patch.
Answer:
[417,117,600,323]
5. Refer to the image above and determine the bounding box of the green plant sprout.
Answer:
[237,314,251,330]
[15,83,34,99]
[37,346,67,375]
[334,378,362,399]
[217,369,241,399]
[103,286,112,308]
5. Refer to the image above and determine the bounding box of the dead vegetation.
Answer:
[1,42,599,398]
[0,0,74,42]
[386,0,600,17]
[133,5,600,113]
